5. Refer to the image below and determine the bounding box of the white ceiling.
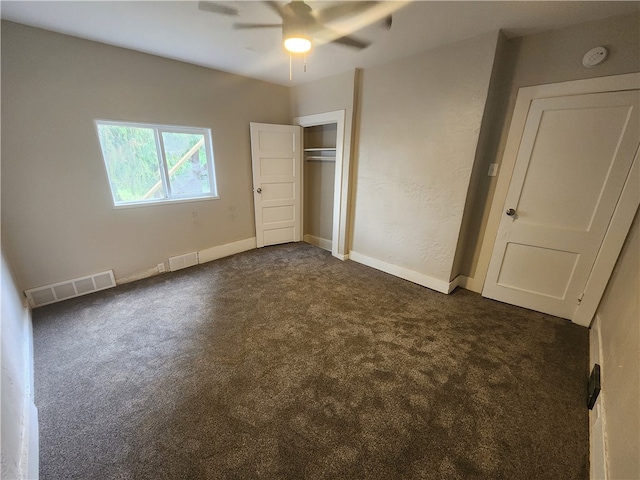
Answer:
[2,1,638,86]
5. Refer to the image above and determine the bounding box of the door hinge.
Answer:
[578,293,584,305]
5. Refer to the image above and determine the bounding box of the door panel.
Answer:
[260,157,295,176]
[516,105,632,231]
[257,130,296,151]
[261,183,294,202]
[262,205,295,224]
[250,123,302,248]
[483,90,640,319]
[497,243,579,299]
[264,227,296,245]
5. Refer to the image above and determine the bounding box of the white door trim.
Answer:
[575,148,639,326]
[294,110,348,260]
[474,73,640,327]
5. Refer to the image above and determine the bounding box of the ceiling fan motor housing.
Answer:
[282,0,316,42]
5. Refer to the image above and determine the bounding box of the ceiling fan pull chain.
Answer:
[289,52,292,81]
[304,53,307,73]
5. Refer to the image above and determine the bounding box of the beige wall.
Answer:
[351,32,498,283]
[592,211,640,479]
[1,21,290,291]
[290,69,357,119]
[459,12,640,282]
[303,161,335,241]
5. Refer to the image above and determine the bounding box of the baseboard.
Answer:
[349,251,455,294]
[453,274,483,293]
[198,237,257,264]
[116,238,257,285]
[117,266,160,285]
[301,235,348,261]
[449,275,466,292]
[303,234,332,252]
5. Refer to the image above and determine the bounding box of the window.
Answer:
[95,120,218,206]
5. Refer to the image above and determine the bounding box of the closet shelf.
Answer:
[303,147,336,152]
[305,155,336,162]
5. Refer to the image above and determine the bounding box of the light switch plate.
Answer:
[488,163,499,177]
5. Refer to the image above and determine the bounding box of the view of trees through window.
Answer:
[96,121,216,205]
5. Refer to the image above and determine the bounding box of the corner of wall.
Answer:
[23,304,39,480]
[1,251,39,480]
[450,30,510,283]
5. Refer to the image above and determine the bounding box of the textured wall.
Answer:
[351,33,498,282]
[1,21,291,291]
[593,211,640,480]
[1,251,34,479]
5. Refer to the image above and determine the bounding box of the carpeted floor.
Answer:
[33,243,589,479]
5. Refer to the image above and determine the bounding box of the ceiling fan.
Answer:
[198,1,392,53]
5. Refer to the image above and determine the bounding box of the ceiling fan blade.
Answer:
[313,26,372,50]
[197,1,238,16]
[233,23,283,29]
[316,1,379,24]
[329,34,372,50]
[264,1,286,19]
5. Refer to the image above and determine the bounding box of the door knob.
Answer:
[506,208,516,216]
[256,187,262,194]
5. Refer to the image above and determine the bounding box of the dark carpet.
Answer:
[33,243,589,479]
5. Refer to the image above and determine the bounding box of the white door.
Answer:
[250,122,302,248]
[483,90,640,319]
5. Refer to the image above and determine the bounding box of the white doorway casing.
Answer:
[294,110,349,260]
[475,73,640,327]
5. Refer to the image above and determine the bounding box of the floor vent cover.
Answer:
[25,270,116,308]
[168,252,199,272]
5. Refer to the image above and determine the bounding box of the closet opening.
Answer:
[294,110,348,260]
[303,123,337,252]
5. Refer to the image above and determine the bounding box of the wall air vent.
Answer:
[168,252,199,272]
[25,270,116,308]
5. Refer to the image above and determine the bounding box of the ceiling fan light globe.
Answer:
[284,37,312,53]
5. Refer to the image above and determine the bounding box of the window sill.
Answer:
[112,195,219,209]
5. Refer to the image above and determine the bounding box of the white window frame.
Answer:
[95,119,219,207]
